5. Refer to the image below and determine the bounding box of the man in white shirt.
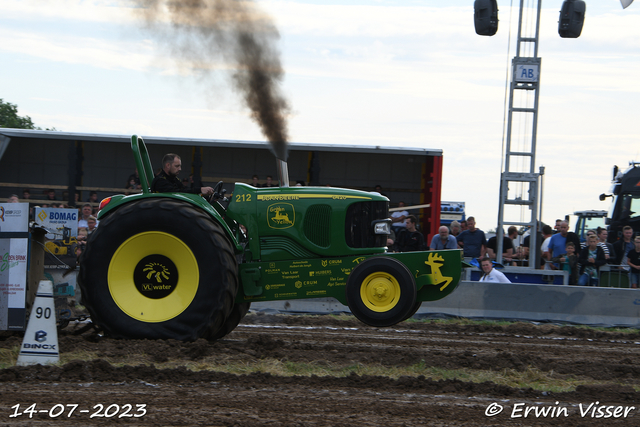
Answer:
[540,225,553,270]
[391,201,409,234]
[77,203,93,228]
[479,257,511,283]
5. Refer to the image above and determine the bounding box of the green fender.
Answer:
[236,249,465,305]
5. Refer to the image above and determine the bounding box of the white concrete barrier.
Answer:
[251,281,640,328]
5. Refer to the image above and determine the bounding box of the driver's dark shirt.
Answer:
[151,170,202,194]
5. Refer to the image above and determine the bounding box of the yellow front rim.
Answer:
[360,272,401,313]
[108,231,199,323]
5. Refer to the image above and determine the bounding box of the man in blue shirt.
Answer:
[430,226,458,250]
[456,216,487,259]
[548,221,581,269]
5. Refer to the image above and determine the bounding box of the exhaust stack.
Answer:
[277,159,289,188]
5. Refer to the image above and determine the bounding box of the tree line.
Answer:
[0,98,55,130]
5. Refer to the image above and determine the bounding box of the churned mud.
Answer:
[1,313,639,426]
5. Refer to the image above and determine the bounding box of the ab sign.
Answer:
[514,63,539,83]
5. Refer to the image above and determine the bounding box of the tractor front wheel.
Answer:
[346,257,417,327]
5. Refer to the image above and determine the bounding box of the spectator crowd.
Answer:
[386,200,639,288]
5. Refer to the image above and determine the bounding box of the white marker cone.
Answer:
[16,280,60,366]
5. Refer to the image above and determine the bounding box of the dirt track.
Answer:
[1,313,639,426]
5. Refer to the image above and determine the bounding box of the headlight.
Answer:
[373,220,391,235]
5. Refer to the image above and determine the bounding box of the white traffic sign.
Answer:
[515,63,539,83]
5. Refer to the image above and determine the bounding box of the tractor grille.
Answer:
[345,201,389,248]
[304,204,332,248]
[260,236,316,258]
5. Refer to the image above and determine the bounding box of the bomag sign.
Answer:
[267,203,295,229]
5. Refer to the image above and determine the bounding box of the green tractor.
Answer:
[78,135,464,341]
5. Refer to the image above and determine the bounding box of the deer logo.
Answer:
[268,203,295,229]
[422,252,453,291]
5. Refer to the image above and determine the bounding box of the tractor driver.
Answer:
[151,153,214,197]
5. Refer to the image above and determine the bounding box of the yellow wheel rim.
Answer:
[108,231,199,323]
[360,271,400,313]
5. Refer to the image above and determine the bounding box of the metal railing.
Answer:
[464,262,635,288]
[598,265,632,288]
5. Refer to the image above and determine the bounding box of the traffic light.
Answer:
[474,0,499,36]
[558,0,586,38]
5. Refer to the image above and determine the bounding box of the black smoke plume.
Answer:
[136,0,289,160]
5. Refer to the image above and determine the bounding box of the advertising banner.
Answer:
[0,203,29,330]
[34,208,79,297]
[34,207,79,268]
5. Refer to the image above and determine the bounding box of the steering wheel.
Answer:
[212,181,225,201]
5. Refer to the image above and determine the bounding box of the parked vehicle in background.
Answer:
[600,162,640,242]
[440,201,465,227]
[567,210,607,243]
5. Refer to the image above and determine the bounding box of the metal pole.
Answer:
[539,165,545,224]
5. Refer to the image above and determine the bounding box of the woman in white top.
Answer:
[479,257,511,283]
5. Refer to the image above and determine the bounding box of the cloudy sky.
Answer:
[1,0,639,231]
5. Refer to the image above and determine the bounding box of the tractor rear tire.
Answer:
[78,198,238,341]
[346,257,417,327]
[208,302,251,340]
